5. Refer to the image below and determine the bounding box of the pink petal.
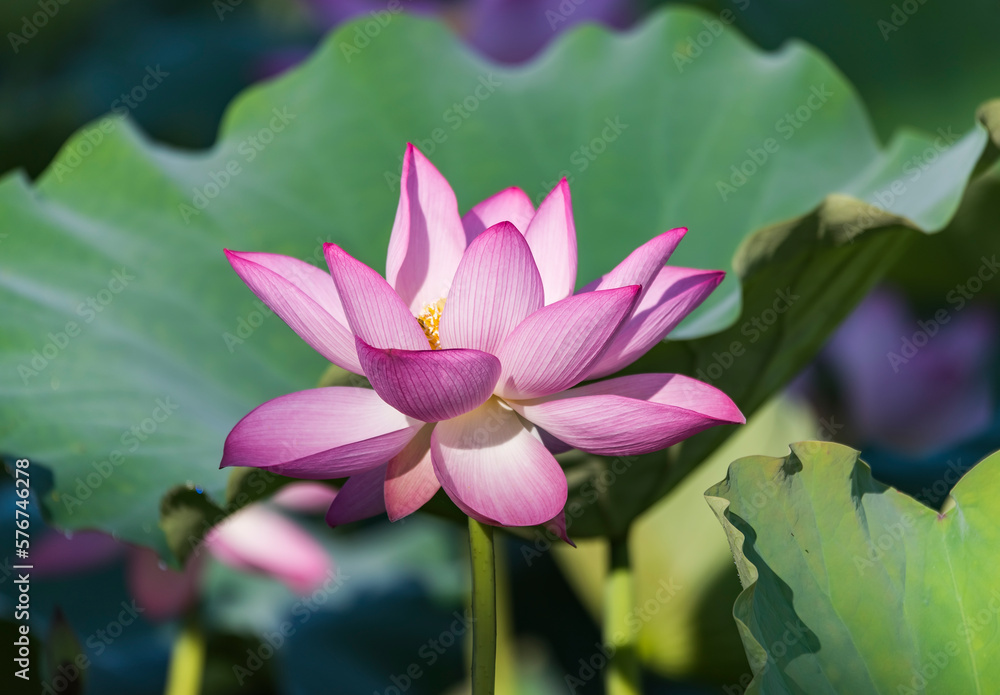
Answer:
[385,425,440,521]
[355,337,501,422]
[221,387,421,478]
[272,482,339,515]
[430,398,567,527]
[325,243,429,350]
[439,221,544,354]
[325,464,387,527]
[225,250,362,373]
[461,186,535,244]
[127,546,202,621]
[586,266,725,379]
[205,504,334,595]
[386,144,467,312]
[494,286,640,399]
[508,373,745,456]
[524,180,577,304]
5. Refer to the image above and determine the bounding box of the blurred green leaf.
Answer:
[706,441,1000,694]
[0,8,997,554]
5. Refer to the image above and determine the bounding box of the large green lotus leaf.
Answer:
[706,442,1000,694]
[0,8,996,555]
[555,394,819,683]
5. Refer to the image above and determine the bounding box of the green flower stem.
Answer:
[164,614,205,695]
[605,534,642,695]
[468,516,497,695]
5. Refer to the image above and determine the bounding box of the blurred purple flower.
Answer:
[305,0,635,64]
[816,287,996,456]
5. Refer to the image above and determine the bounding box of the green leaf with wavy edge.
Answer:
[0,8,997,555]
[706,441,1000,695]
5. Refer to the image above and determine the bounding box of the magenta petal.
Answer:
[587,266,725,379]
[225,250,362,372]
[495,286,640,399]
[356,337,501,422]
[545,510,576,547]
[325,464,387,527]
[386,144,467,312]
[461,186,535,244]
[509,373,745,456]
[385,425,440,521]
[325,243,429,350]
[439,221,544,353]
[524,179,577,304]
[206,504,334,595]
[431,399,567,527]
[221,387,420,478]
[33,530,124,579]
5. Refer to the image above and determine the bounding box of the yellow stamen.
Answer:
[416,298,446,350]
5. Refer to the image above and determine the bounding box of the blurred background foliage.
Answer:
[2,0,999,693]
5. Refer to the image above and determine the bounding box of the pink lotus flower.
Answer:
[222,145,744,530]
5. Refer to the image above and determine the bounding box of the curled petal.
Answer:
[385,425,440,521]
[495,286,640,400]
[440,221,544,354]
[524,179,577,304]
[325,465,387,527]
[356,337,501,422]
[325,243,429,350]
[586,267,724,379]
[508,373,745,456]
[206,505,334,595]
[461,186,535,244]
[221,387,421,478]
[225,250,361,372]
[431,399,567,527]
[386,144,467,312]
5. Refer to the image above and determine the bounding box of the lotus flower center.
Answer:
[416,298,446,350]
